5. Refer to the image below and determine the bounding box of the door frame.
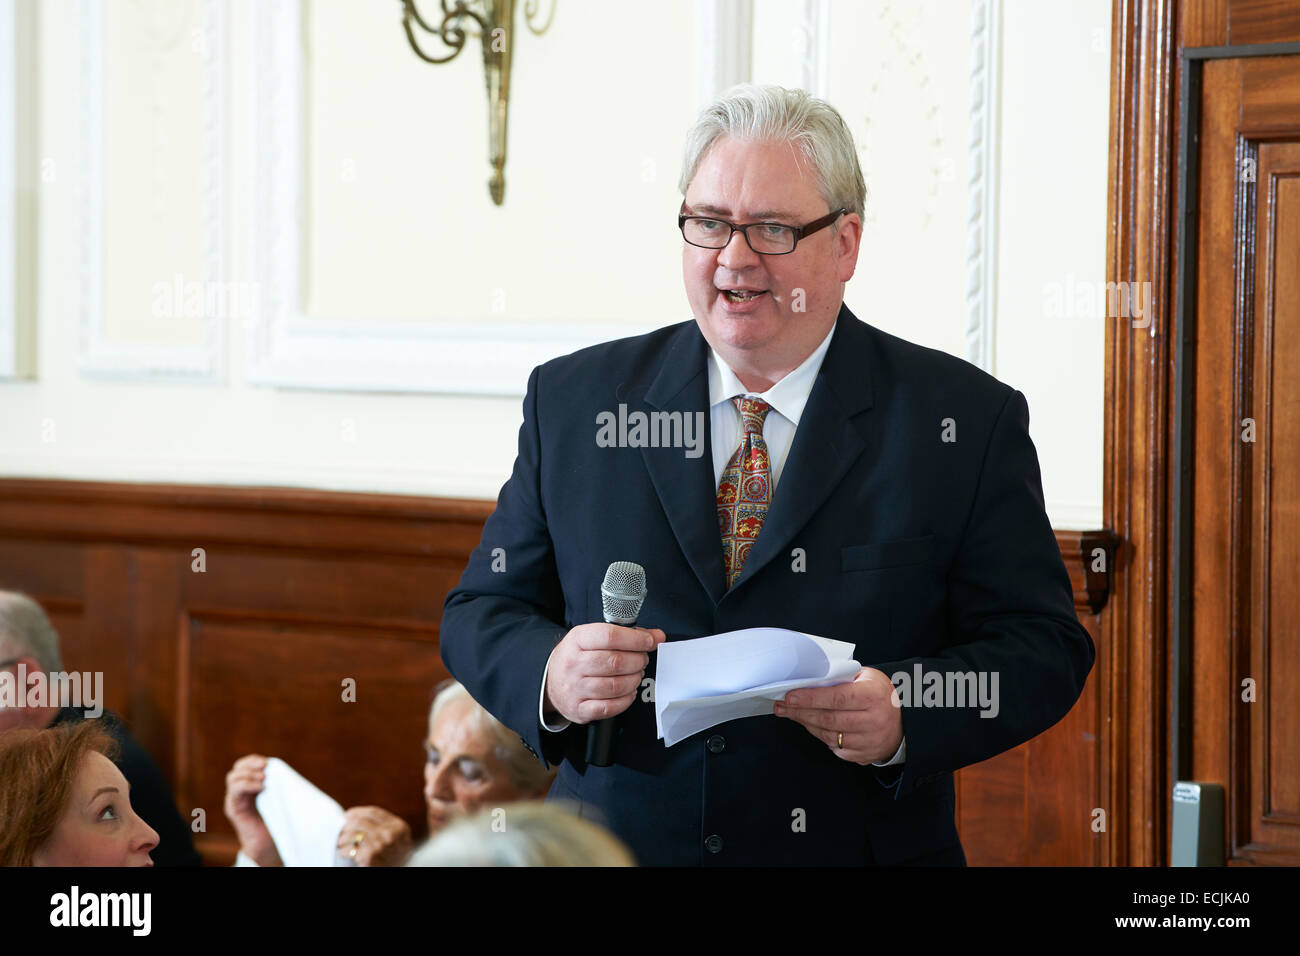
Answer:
[1107,0,1300,865]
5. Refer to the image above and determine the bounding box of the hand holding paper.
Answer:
[775,665,905,766]
[654,627,861,746]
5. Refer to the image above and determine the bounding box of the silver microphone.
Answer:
[588,562,647,766]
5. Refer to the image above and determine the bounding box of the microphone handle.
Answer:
[586,714,617,767]
[587,613,637,767]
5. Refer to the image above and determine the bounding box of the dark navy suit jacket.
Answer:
[441,304,1095,866]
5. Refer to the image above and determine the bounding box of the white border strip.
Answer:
[798,0,829,99]
[694,0,752,114]
[966,0,1001,374]
[0,0,16,378]
[76,0,225,383]
[1046,499,1106,533]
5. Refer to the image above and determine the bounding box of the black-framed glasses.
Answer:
[678,206,846,255]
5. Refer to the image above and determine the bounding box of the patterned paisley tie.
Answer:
[717,397,773,588]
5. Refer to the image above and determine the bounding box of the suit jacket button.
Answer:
[706,734,726,754]
[705,834,723,854]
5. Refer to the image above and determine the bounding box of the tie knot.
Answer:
[732,396,771,436]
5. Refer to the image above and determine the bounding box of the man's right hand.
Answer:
[543,623,667,725]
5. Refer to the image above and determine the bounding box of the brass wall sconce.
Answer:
[398,0,556,205]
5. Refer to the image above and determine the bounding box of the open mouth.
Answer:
[721,289,767,303]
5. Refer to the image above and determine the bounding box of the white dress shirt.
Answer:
[539,324,905,767]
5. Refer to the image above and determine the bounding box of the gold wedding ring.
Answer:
[837,731,843,749]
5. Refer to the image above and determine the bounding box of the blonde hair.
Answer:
[406,800,636,867]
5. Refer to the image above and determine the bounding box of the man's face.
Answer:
[422,698,527,836]
[32,752,159,867]
[681,136,861,376]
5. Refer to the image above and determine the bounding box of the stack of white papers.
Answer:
[654,627,861,746]
[254,758,349,867]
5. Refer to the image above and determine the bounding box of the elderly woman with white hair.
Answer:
[224,679,555,866]
[418,679,555,834]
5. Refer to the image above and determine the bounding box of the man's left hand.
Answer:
[774,666,903,765]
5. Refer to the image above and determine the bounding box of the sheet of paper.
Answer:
[255,757,348,867]
[654,627,861,746]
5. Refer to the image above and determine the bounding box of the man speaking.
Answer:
[441,84,1094,866]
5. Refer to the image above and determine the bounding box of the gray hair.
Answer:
[406,800,636,867]
[678,83,867,222]
[0,591,63,673]
[429,681,554,795]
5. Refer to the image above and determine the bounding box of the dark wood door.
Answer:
[1189,51,1300,866]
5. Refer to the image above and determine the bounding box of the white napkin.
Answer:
[254,757,348,867]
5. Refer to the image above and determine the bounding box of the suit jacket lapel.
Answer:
[629,324,728,605]
[628,306,876,607]
[725,305,876,596]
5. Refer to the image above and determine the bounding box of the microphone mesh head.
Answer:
[601,562,647,625]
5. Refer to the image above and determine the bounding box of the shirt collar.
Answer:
[707,323,837,426]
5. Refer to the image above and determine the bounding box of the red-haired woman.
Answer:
[0,721,159,866]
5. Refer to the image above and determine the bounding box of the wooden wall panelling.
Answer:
[1182,0,1300,49]
[0,478,1108,865]
[178,611,443,864]
[83,545,136,733]
[1227,0,1300,46]
[953,533,1109,866]
[0,537,88,669]
[0,479,487,864]
[1183,0,1229,48]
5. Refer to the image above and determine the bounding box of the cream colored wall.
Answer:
[831,0,972,361]
[0,0,1109,527]
[304,0,690,323]
[753,0,1108,529]
[102,0,206,347]
[996,0,1110,528]
[752,0,970,358]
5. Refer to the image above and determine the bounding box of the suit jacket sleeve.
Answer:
[872,388,1095,799]
[441,363,577,767]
